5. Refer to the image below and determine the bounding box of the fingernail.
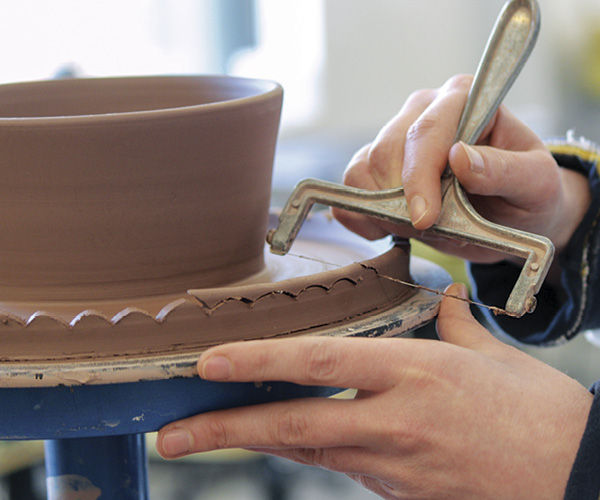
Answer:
[161,428,194,457]
[409,195,428,226]
[444,283,468,300]
[460,142,485,174]
[200,355,233,380]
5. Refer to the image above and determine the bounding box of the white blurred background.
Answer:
[1,0,599,141]
[2,0,598,192]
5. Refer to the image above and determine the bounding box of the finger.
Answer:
[333,89,437,240]
[436,283,500,350]
[341,143,374,189]
[330,207,391,241]
[246,445,370,474]
[485,104,544,150]
[347,474,394,500]
[363,88,438,189]
[253,447,402,500]
[332,147,392,240]
[332,204,424,242]
[249,446,409,498]
[449,141,560,211]
[157,397,363,458]
[401,75,472,230]
[197,337,400,392]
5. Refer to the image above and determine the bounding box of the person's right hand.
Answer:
[156,283,593,500]
[333,75,591,263]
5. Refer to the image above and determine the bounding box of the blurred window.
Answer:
[0,0,324,131]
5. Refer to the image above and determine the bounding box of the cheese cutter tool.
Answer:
[267,0,553,318]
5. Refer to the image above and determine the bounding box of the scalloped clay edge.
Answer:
[0,244,414,363]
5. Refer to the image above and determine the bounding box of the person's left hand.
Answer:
[156,284,592,500]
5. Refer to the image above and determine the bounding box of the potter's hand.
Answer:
[156,284,592,500]
[333,75,590,262]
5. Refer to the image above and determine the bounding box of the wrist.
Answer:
[554,168,591,256]
[543,169,590,290]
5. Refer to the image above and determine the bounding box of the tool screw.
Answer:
[266,229,275,244]
[526,296,537,314]
[530,262,539,272]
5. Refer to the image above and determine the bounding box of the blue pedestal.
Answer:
[45,435,148,500]
[0,377,338,499]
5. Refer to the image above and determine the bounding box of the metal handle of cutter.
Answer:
[267,0,553,318]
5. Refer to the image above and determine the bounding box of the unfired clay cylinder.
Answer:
[0,76,283,301]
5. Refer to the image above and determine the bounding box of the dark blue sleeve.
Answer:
[469,136,600,345]
[563,381,600,500]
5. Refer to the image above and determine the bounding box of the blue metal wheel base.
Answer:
[0,377,338,440]
[45,434,148,500]
[0,378,337,500]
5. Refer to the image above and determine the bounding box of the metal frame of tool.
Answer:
[268,0,553,319]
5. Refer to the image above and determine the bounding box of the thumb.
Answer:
[436,283,499,350]
[448,141,558,208]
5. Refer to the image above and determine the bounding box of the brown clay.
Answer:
[0,76,418,382]
[0,242,414,363]
[0,76,283,300]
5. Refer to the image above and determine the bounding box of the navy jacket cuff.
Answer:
[563,381,600,500]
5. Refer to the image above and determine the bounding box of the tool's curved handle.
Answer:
[441,0,546,316]
[455,0,540,146]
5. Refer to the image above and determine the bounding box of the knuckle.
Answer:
[366,142,393,187]
[206,418,231,450]
[536,155,562,195]
[293,448,340,471]
[484,152,513,191]
[387,420,428,454]
[443,73,473,93]
[343,144,371,184]
[406,115,438,140]
[497,151,512,177]
[307,447,327,467]
[253,349,271,377]
[341,166,363,191]
[270,409,310,447]
[342,157,369,188]
[405,88,437,109]
[290,447,320,466]
[405,116,440,146]
[315,449,347,472]
[352,474,381,493]
[303,339,341,384]
[348,143,372,169]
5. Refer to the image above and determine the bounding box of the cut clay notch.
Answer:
[0,242,414,363]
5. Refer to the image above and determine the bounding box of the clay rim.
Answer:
[0,243,410,328]
[0,75,283,125]
[0,256,452,388]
